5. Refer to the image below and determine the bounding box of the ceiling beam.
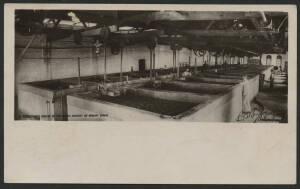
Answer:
[206,20,215,30]
[177,29,277,38]
[177,11,264,20]
[118,11,267,26]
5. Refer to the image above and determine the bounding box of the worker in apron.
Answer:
[242,75,251,113]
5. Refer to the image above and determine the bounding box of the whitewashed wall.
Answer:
[16,33,274,83]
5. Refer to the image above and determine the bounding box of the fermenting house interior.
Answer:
[15,10,288,122]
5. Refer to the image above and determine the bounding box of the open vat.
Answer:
[70,91,198,117]
[17,79,84,120]
[67,84,221,121]
[140,80,233,95]
[67,65,272,122]
[17,65,273,122]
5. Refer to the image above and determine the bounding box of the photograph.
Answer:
[15,9,289,122]
[4,3,297,184]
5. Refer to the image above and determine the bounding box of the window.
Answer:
[276,55,282,68]
[266,55,272,65]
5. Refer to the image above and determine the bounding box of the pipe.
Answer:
[229,46,258,56]
[120,48,123,82]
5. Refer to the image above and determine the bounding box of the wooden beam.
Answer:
[229,46,258,56]
[178,29,276,38]
[206,20,215,30]
[119,11,186,26]
[17,34,37,63]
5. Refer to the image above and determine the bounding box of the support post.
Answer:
[259,54,262,65]
[229,55,232,71]
[208,51,211,66]
[104,45,107,82]
[77,57,81,85]
[177,50,180,78]
[194,57,197,74]
[120,48,123,82]
[153,48,156,78]
[215,55,218,67]
[44,40,52,80]
[222,53,225,65]
[172,50,175,72]
[149,48,153,80]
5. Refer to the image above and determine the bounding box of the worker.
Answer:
[270,67,275,88]
[98,82,108,95]
[242,75,251,113]
[182,68,192,77]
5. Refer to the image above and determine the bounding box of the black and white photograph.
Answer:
[4,3,297,184]
[15,8,289,122]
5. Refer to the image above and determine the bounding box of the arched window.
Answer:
[230,56,235,65]
[276,55,283,70]
[266,55,272,65]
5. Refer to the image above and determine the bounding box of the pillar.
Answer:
[153,48,156,78]
[194,57,197,74]
[149,48,153,80]
[77,57,81,85]
[104,44,107,82]
[177,50,180,78]
[120,48,123,82]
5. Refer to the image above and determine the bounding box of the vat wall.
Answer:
[17,84,55,120]
[67,95,164,121]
